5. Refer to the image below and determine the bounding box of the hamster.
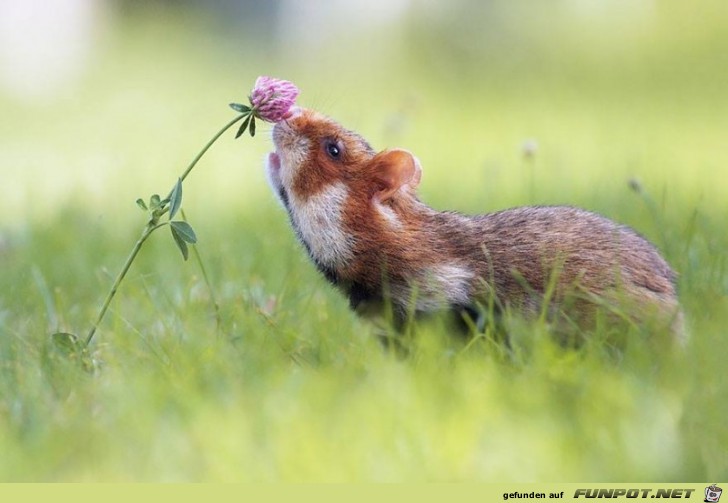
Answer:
[265,107,685,343]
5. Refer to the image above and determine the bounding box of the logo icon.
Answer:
[705,485,722,503]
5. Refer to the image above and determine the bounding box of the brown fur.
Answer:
[268,108,685,342]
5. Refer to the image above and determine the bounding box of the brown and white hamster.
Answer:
[265,107,684,341]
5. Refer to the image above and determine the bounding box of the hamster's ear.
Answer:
[369,149,422,202]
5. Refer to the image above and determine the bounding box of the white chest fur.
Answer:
[289,182,355,268]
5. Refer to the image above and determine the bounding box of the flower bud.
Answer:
[250,76,299,123]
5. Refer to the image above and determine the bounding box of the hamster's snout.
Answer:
[285,106,303,120]
[271,116,295,151]
[271,106,302,143]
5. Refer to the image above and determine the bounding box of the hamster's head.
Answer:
[266,107,421,209]
[265,107,423,272]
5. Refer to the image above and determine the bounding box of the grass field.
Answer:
[0,3,727,481]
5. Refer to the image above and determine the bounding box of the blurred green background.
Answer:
[0,0,726,482]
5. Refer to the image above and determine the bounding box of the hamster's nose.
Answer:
[283,106,303,120]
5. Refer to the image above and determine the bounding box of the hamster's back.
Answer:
[467,205,683,338]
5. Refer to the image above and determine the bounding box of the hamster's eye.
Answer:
[325,141,341,160]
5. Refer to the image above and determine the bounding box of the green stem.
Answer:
[85,221,165,347]
[181,208,222,333]
[84,113,246,348]
[179,113,246,184]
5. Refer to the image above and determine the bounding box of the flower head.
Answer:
[229,76,300,138]
[249,76,299,123]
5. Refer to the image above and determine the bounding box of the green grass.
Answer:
[1,3,727,482]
